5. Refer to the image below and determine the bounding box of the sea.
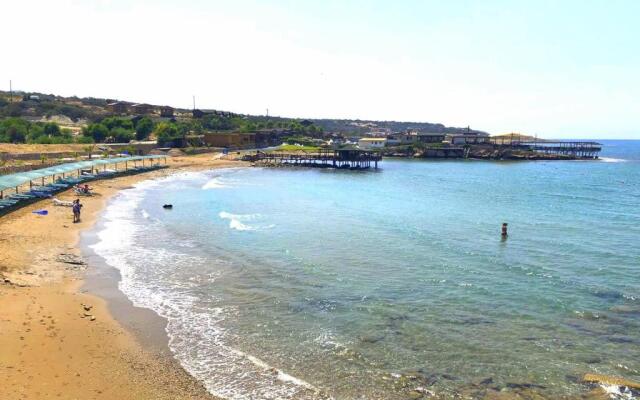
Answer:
[87,140,640,399]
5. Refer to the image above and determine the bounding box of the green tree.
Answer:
[75,135,94,144]
[83,123,109,142]
[155,122,180,143]
[43,122,61,136]
[134,117,154,140]
[0,118,29,143]
[110,127,134,143]
[102,117,134,131]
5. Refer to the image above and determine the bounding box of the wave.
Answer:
[600,157,628,163]
[203,177,232,189]
[89,179,315,399]
[219,211,272,231]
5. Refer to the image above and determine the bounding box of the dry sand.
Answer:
[0,153,244,400]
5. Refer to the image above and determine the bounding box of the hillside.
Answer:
[0,90,486,136]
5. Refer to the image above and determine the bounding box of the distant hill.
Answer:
[0,90,486,136]
[306,118,485,136]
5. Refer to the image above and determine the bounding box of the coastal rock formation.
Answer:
[582,373,640,390]
[467,146,575,160]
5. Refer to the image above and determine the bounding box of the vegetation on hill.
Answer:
[0,89,484,146]
[0,118,74,144]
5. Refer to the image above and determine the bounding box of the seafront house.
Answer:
[107,101,128,115]
[358,137,387,149]
[445,132,490,145]
[131,103,153,115]
[386,132,446,145]
[416,132,446,143]
[160,106,175,118]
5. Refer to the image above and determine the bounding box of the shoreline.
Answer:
[80,214,174,356]
[0,153,245,400]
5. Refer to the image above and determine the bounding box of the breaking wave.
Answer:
[219,211,273,231]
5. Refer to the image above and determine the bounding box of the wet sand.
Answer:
[0,153,244,400]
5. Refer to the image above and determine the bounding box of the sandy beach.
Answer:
[0,153,244,400]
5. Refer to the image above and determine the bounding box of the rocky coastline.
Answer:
[384,145,590,161]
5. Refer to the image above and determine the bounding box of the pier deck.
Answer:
[243,149,382,169]
[488,139,602,159]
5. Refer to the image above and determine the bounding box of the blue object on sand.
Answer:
[32,209,48,215]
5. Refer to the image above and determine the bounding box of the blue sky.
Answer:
[2,0,638,138]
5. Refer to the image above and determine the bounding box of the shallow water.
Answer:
[88,140,640,399]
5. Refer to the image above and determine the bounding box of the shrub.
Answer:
[76,135,95,144]
[135,117,154,140]
[83,123,109,142]
[110,127,134,143]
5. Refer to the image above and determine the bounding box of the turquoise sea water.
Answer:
[89,140,640,399]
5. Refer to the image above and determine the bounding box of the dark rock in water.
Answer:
[359,333,386,344]
[506,382,546,390]
[423,374,440,386]
[163,204,173,209]
[610,305,640,315]
[604,335,636,344]
[478,377,494,386]
[388,314,410,322]
[592,289,624,301]
[576,355,602,364]
[565,374,581,383]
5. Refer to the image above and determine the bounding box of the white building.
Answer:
[445,133,490,145]
[358,137,387,149]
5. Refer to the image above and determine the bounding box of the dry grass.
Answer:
[0,143,89,154]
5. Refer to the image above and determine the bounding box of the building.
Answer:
[445,133,490,145]
[416,132,446,143]
[358,137,387,149]
[387,132,418,145]
[131,103,153,115]
[203,132,256,149]
[107,102,128,114]
[160,106,174,118]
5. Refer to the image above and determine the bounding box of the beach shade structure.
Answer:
[0,155,167,198]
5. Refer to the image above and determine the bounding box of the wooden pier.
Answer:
[243,149,382,169]
[519,141,602,158]
[488,138,602,159]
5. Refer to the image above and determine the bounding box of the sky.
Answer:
[1,0,639,138]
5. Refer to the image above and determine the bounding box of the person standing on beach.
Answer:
[72,199,82,223]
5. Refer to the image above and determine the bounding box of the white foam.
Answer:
[599,383,637,399]
[600,157,628,163]
[89,174,320,400]
[219,211,265,231]
[228,348,320,392]
[203,177,231,189]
